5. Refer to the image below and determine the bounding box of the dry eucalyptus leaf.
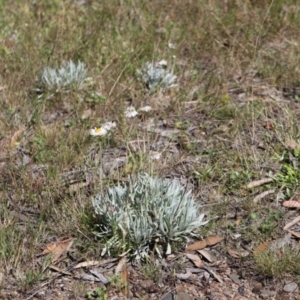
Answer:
[282,201,300,208]
[245,178,273,189]
[227,248,250,258]
[186,240,206,251]
[42,243,57,255]
[74,258,118,269]
[74,273,102,282]
[48,265,72,275]
[284,216,300,230]
[253,190,275,203]
[186,236,224,251]
[287,230,300,239]
[74,261,102,269]
[203,266,223,283]
[228,274,241,284]
[185,267,205,274]
[227,248,240,258]
[90,269,109,284]
[197,249,216,262]
[176,270,192,280]
[184,253,203,267]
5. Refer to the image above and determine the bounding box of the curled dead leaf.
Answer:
[41,237,74,263]
[184,253,203,267]
[10,127,26,147]
[263,122,275,131]
[166,254,176,261]
[234,216,243,226]
[253,242,268,256]
[42,243,57,255]
[186,236,223,251]
[227,248,250,258]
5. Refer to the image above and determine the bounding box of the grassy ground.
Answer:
[2,0,300,299]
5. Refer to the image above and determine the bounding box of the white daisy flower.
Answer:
[90,127,108,136]
[102,121,116,131]
[139,105,152,112]
[149,150,162,160]
[168,42,176,49]
[125,106,138,118]
[157,60,168,68]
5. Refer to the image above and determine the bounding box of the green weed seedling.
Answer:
[86,287,107,300]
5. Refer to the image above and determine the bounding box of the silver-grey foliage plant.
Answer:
[137,60,177,91]
[39,60,88,92]
[92,173,208,256]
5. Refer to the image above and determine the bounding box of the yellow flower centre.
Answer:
[94,127,103,133]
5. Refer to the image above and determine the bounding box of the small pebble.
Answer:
[283,282,298,293]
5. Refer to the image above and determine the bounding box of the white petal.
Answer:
[149,151,161,160]
[102,121,116,131]
[124,106,138,118]
[139,105,152,112]
[157,60,168,68]
[168,42,176,49]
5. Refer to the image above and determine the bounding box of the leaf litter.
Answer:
[186,236,224,251]
[40,237,74,264]
[184,253,203,268]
